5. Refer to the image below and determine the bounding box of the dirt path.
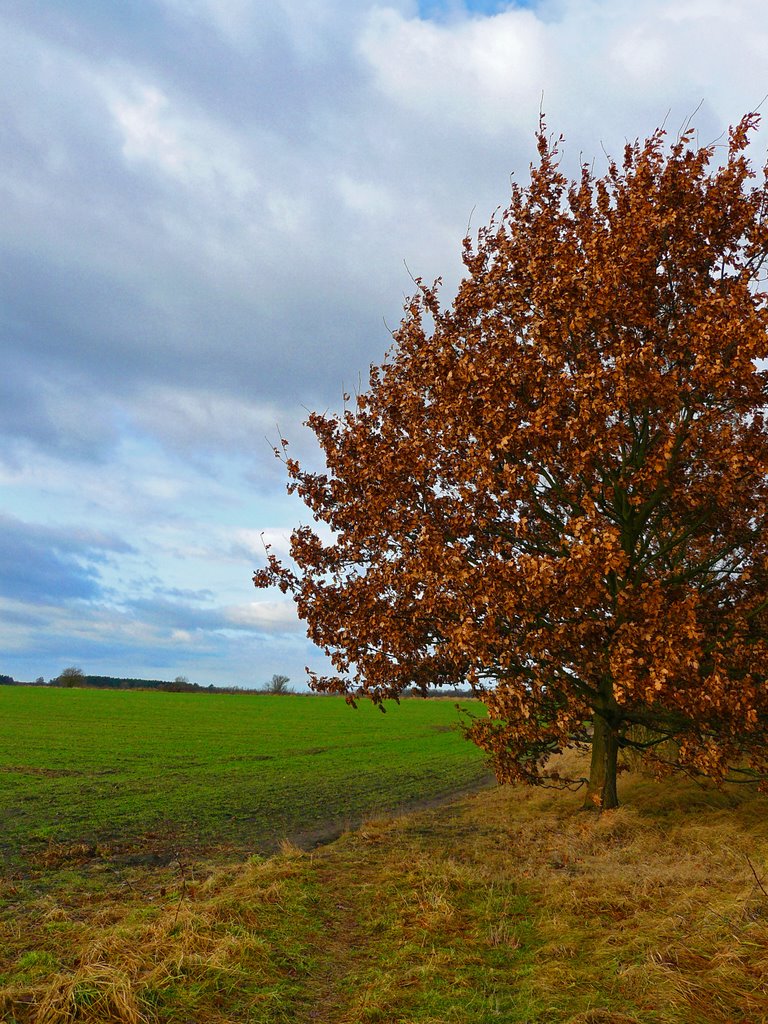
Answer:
[300,857,384,1023]
[284,771,496,854]
[289,774,498,1023]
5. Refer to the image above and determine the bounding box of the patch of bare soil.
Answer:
[284,771,496,853]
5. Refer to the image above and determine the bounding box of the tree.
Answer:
[264,674,292,694]
[166,675,194,692]
[255,116,768,809]
[57,667,86,688]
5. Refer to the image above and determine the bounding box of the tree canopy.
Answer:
[255,115,768,808]
[56,666,86,688]
[264,674,293,694]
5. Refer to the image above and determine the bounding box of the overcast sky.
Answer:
[1,0,767,687]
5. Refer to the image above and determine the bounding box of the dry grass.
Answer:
[1,755,767,1023]
[1,852,310,1024]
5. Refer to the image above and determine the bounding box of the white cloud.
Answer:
[360,5,547,136]
[233,528,292,560]
[359,0,768,153]
[112,85,190,177]
[130,387,288,455]
[337,174,398,218]
[109,81,262,200]
[137,475,188,502]
[224,599,303,632]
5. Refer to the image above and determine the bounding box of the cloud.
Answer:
[0,3,441,450]
[129,387,290,457]
[360,1,768,152]
[119,592,302,636]
[0,515,134,604]
[361,5,548,137]
[232,527,299,562]
[223,600,304,633]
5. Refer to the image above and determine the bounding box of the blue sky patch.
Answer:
[418,0,535,18]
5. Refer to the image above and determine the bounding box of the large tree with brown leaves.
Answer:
[255,116,768,808]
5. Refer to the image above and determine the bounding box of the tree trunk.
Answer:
[583,711,619,810]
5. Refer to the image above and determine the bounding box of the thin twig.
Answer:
[746,854,768,902]
[171,854,187,930]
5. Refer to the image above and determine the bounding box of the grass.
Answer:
[1,749,767,1023]
[2,689,767,1022]
[0,687,488,868]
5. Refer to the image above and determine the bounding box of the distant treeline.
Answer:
[58,675,221,692]
[0,673,474,698]
[0,673,253,694]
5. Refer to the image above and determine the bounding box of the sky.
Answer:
[1,0,767,688]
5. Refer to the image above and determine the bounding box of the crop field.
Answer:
[0,686,488,868]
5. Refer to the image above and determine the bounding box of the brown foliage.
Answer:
[255,115,768,804]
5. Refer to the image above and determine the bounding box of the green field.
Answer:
[0,687,488,866]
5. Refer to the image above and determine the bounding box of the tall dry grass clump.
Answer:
[1,847,309,1024]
